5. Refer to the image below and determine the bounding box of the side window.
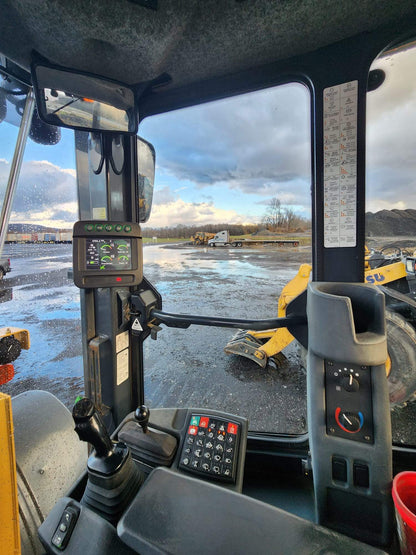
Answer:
[0,88,82,406]
[140,83,311,433]
[367,41,416,445]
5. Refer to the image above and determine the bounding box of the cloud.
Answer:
[255,192,300,206]
[153,185,176,205]
[366,46,416,209]
[140,44,416,219]
[0,159,77,226]
[366,199,407,213]
[141,83,311,199]
[145,197,253,227]
[227,177,310,208]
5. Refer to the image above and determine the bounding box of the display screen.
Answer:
[85,238,132,271]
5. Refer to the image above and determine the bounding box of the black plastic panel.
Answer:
[72,220,143,288]
[178,413,241,483]
[307,283,393,546]
[117,467,387,555]
[325,361,374,443]
[38,498,134,555]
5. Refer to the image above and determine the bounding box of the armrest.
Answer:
[118,467,387,555]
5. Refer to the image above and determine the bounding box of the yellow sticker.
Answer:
[92,207,107,219]
[117,349,129,385]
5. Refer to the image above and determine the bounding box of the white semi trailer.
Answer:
[208,230,299,248]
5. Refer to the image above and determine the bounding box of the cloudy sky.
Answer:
[0,43,415,229]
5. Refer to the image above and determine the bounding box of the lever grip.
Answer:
[135,404,150,433]
[73,398,113,457]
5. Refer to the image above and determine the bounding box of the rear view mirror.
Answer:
[31,62,138,133]
[137,137,155,223]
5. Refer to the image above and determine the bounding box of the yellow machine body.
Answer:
[0,327,30,350]
[191,231,216,245]
[0,392,21,554]
[226,255,408,365]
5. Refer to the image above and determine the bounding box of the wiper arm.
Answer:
[50,95,80,116]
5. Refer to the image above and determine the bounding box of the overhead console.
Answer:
[72,221,143,288]
[306,282,393,546]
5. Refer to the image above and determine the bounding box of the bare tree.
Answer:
[263,197,284,231]
[284,207,296,231]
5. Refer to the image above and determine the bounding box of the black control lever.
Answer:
[72,398,144,524]
[150,308,306,331]
[73,397,113,458]
[135,405,150,433]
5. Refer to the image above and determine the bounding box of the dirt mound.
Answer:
[366,209,416,236]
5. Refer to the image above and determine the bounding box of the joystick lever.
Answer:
[117,403,178,467]
[73,397,113,457]
[135,404,150,433]
[72,398,144,524]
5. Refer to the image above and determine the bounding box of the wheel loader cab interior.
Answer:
[2,1,416,554]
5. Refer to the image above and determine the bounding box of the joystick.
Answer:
[73,398,144,524]
[73,397,114,459]
[118,404,178,468]
[135,404,150,433]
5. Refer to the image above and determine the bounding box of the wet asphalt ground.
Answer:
[1,243,415,442]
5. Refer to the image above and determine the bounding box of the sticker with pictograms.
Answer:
[323,81,358,248]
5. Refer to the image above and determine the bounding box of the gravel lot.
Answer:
[1,242,415,442]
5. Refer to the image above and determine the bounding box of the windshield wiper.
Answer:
[50,95,81,116]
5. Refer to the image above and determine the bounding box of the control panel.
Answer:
[179,413,241,483]
[325,361,374,444]
[72,221,143,288]
[51,505,79,550]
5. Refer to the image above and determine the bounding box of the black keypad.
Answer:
[179,414,240,483]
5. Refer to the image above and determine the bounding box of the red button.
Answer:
[227,423,238,435]
[199,417,209,428]
[188,426,198,435]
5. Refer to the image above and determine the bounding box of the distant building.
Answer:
[6,230,72,243]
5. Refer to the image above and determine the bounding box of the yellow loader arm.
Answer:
[225,252,408,367]
[224,264,311,366]
[248,264,312,359]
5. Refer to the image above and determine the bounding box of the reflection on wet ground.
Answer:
[1,243,415,441]
[1,244,83,407]
[142,244,310,433]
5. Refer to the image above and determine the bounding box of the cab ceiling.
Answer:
[1,1,416,104]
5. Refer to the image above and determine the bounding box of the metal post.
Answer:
[0,88,36,255]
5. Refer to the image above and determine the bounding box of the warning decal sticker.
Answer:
[323,81,358,248]
[117,348,129,385]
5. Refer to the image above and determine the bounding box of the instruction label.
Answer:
[117,348,129,385]
[116,330,129,353]
[92,207,107,220]
[323,81,358,248]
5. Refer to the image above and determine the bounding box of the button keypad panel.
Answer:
[179,414,240,483]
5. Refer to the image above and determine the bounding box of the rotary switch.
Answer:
[341,373,359,392]
[335,408,363,434]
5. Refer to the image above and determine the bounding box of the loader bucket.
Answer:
[224,264,311,367]
[224,332,268,367]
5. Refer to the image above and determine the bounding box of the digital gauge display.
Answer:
[86,238,132,271]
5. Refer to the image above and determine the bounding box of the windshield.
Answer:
[2,43,416,443]
[366,40,416,446]
[0,73,82,405]
[140,82,311,434]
